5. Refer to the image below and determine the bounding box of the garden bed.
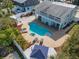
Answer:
[12,28,31,51]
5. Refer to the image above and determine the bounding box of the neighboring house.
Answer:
[12,0,39,14]
[35,1,77,30]
[39,0,66,2]
[74,7,79,22]
[30,45,57,59]
[40,0,54,1]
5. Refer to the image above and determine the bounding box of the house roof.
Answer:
[13,0,26,3]
[13,0,39,6]
[30,45,48,59]
[35,1,76,22]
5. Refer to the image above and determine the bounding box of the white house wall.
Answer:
[35,10,75,29]
[37,13,61,29]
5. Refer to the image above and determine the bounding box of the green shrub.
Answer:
[15,34,30,50]
[0,15,30,51]
[0,57,2,59]
[6,46,14,53]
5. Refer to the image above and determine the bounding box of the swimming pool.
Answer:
[29,22,50,36]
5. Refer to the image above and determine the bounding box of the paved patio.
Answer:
[22,33,69,48]
[20,15,70,48]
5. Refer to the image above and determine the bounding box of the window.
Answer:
[27,7,29,10]
[38,16,42,21]
[17,9,20,10]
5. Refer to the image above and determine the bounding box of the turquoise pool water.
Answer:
[29,22,50,36]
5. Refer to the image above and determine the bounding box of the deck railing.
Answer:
[40,11,61,22]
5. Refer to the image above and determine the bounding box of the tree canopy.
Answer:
[0,0,14,9]
[71,0,79,5]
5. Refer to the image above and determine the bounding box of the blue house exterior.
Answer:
[35,1,77,30]
[12,0,39,14]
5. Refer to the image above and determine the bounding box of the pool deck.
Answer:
[20,15,70,48]
[22,33,69,48]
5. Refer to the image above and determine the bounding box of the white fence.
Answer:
[13,40,27,59]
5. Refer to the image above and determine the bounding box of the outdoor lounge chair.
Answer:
[21,24,28,33]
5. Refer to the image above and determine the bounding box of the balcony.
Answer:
[40,11,61,22]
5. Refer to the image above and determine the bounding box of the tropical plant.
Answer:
[6,46,14,53]
[0,0,14,9]
[0,30,13,46]
[0,10,30,53]
[58,24,79,59]
[72,0,79,5]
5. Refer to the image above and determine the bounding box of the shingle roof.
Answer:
[30,45,48,59]
[35,1,76,22]
[13,0,39,6]
[13,0,26,3]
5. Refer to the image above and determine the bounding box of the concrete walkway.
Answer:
[3,52,20,59]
